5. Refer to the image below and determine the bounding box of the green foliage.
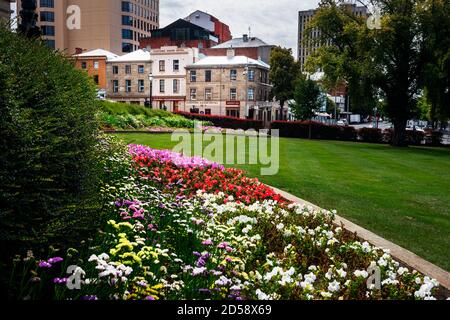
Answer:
[290,75,325,120]
[0,26,108,261]
[98,100,173,118]
[269,47,301,119]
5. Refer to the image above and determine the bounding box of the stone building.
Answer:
[185,49,276,123]
[106,49,152,105]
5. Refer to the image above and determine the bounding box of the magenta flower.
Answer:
[202,239,213,246]
[48,257,63,264]
[38,261,52,268]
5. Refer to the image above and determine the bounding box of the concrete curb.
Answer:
[269,186,450,290]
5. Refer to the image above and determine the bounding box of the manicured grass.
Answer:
[115,133,450,271]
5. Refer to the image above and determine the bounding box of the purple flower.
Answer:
[193,251,201,257]
[202,239,213,246]
[199,289,211,294]
[81,295,98,300]
[53,278,67,284]
[145,296,156,300]
[48,257,63,264]
[38,261,52,268]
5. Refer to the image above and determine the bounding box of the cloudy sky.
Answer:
[161,0,321,56]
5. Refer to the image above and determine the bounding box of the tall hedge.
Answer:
[0,26,102,257]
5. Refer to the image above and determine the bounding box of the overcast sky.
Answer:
[161,0,321,56]
[12,0,321,56]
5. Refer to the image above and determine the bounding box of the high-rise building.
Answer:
[0,0,13,21]
[16,0,159,55]
[298,3,367,70]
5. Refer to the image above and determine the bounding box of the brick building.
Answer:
[185,10,231,44]
[0,0,13,21]
[140,19,218,50]
[73,49,118,90]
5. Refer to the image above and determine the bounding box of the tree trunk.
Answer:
[279,100,284,121]
[392,119,408,147]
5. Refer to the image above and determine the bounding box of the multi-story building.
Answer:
[140,18,219,50]
[73,49,118,91]
[298,3,367,70]
[149,46,199,112]
[184,10,231,44]
[201,34,275,64]
[106,49,152,105]
[16,0,159,54]
[185,49,275,122]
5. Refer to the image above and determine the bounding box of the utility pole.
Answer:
[18,0,40,39]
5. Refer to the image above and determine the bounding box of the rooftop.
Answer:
[212,37,270,49]
[189,55,270,69]
[73,49,119,61]
[109,49,151,63]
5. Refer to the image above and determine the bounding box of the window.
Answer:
[125,65,131,74]
[190,88,197,100]
[173,60,179,71]
[159,60,165,72]
[81,62,87,69]
[125,80,132,92]
[205,109,211,115]
[93,61,99,70]
[40,0,54,8]
[190,70,197,82]
[230,69,237,81]
[112,66,119,74]
[205,88,212,101]
[226,108,240,118]
[159,79,165,93]
[173,79,179,93]
[122,29,133,40]
[248,69,255,81]
[40,11,54,22]
[44,40,55,49]
[205,70,212,82]
[138,65,145,74]
[41,25,55,36]
[93,75,99,85]
[248,88,255,101]
[122,15,133,26]
[122,43,133,53]
[230,88,237,101]
[113,80,119,93]
[121,1,131,12]
[138,80,145,92]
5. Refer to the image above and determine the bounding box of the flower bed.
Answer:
[12,143,441,300]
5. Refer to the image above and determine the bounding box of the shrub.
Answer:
[357,128,383,143]
[270,121,357,141]
[175,111,264,130]
[424,129,443,146]
[99,100,173,118]
[0,27,105,262]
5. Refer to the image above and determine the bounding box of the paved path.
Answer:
[269,186,450,290]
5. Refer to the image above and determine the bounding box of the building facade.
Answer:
[149,46,199,112]
[185,50,274,121]
[201,35,275,64]
[16,0,159,55]
[106,49,152,105]
[140,18,218,50]
[0,0,13,21]
[184,10,231,44]
[298,3,367,70]
[73,49,118,90]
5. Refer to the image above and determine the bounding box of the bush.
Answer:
[271,121,357,141]
[384,129,425,146]
[175,111,264,130]
[357,128,383,143]
[424,129,443,146]
[99,100,173,118]
[0,27,105,262]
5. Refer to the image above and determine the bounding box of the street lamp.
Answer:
[148,73,154,109]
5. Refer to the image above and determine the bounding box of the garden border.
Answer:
[269,186,450,291]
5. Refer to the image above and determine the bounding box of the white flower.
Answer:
[276,223,285,231]
[192,267,207,276]
[328,280,340,293]
[336,268,347,278]
[255,289,270,300]
[354,270,369,278]
[321,292,333,298]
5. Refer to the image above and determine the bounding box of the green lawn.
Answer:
[115,133,450,271]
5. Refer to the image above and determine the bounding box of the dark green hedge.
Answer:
[0,26,103,259]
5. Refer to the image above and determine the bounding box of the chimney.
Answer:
[243,34,249,42]
[227,48,235,59]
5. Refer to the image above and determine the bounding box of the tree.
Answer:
[269,47,300,120]
[290,75,325,139]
